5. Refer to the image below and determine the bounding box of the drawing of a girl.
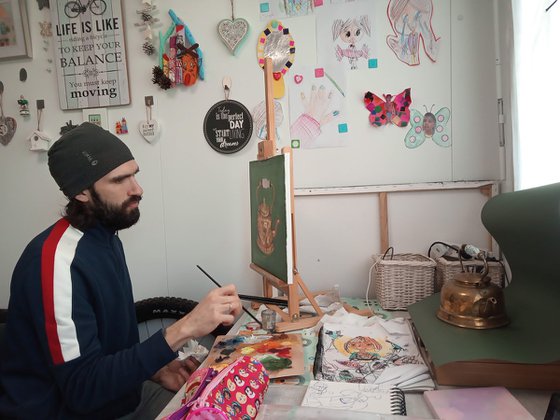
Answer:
[344,336,382,360]
[332,16,371,70]
[386,0,440,66]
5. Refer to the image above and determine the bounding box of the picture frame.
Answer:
[0,0,32,61]
[50,0,130,110]
[82,107,108,130]
[249,154,294,284]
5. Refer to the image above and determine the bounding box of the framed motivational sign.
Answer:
[50,0,130,110]
[203,99,253,154]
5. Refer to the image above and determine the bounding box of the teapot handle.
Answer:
[459,244,490,283]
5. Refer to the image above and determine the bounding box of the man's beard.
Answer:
[90,187,142,231]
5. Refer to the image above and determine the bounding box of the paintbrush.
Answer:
[238,294,287,307]
[196,265,263,327]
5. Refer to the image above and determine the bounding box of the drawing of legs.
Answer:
[252,100,283,140]
[418,18,440,61]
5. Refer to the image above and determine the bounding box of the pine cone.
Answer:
[143,41,155,56]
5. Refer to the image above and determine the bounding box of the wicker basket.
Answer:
[373,249,436,310]
[435,257,505,292]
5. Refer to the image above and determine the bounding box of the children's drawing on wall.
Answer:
[364,88,412,128]
[256,19,296,99]
[288,65,347,149]
[386,0,440,66]
[316,0,377,71]
[258,0,314,21]
[404,105,451,148]
[252,100,284,141]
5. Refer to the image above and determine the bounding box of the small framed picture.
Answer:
[82,107,108,130]
[0,0,32,61]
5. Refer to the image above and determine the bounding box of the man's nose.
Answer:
[130,178,143,196]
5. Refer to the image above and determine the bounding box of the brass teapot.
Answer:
[437,245,509,329]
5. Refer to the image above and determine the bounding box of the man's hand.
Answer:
[152,357,200,392]
[151,359,189,392]
[164,284,242,352]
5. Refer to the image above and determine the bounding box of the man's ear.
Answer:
[74,190,91,203]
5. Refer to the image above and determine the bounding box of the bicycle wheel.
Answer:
[90,0,107,15]
[135,297,230,343]
[64,1,81,18]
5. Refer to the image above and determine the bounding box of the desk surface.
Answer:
[157,306,552,419]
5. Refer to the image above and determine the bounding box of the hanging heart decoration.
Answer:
[139,119,160,143]
[217,18,249,55]
[294,74,303,84]
[0,116,17,146]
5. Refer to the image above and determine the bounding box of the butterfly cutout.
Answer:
[364,88,411,127]
[404,106,451,148]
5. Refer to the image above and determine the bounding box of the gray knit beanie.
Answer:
[48,122,134,198]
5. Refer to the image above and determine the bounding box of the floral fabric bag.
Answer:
[163,356,270,420]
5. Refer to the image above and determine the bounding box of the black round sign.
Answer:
[203,99,253,154]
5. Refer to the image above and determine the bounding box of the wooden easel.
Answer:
[249,58,323,332]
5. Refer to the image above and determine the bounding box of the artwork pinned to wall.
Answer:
[288,65,347,149]
[258,0,314,21]
[386,0,440,66]
[82,107,108,130]
[201,334,305,379]
[404,105,451,148]
[50,0,129,109]
[0,0,32,61]
[316,0,377,71]
[364,88,412,128]
[249,154,293,284]
[256,19,295,99]
[252,99,283,141]
[152,9,204,90]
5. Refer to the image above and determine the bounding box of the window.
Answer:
[511,0,560,190]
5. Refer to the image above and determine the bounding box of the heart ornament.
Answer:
[217,18,249,55]
[294,74,303,84]
[139,119,160,143]
[0,115,17,146]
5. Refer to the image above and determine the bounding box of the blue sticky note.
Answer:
[368,58,378,69]
[338,124,348,133]
[260,3,270,13]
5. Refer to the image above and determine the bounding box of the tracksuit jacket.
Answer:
[0,218,177,419]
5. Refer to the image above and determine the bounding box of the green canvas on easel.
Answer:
[249,154,293,283]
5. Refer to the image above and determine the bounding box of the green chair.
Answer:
[409,182,560,389]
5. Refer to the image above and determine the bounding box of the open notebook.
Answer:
[302,380,406,416]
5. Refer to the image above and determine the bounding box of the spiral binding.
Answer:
[390,386,407,416]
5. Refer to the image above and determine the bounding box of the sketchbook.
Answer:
[315,317,434,390]
[302,380,406,415]
[423,386,535,420]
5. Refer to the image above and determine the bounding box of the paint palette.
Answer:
[201,333,305,379]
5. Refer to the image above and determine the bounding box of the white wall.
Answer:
[0,0,508,307]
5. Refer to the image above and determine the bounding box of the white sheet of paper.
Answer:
[302,380,396,414]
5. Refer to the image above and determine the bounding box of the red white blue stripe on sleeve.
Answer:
[41,218,84,365]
